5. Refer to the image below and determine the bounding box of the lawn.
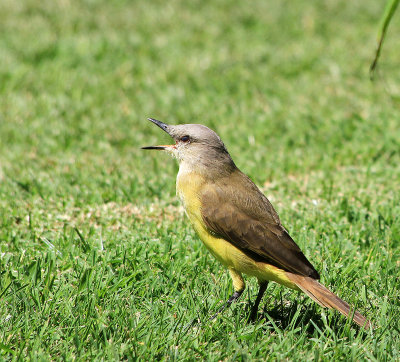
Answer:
[0,0,399,359]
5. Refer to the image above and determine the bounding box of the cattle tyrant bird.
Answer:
[142,118,371,328]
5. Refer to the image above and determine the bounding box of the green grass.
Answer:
[1,0,400,359]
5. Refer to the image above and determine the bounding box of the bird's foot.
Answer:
[209,290,243,321]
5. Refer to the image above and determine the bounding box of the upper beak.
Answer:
[141,118,175,150]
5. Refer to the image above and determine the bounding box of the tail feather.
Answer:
[287,273,371,329]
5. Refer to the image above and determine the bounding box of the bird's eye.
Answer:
[180,135,190,143]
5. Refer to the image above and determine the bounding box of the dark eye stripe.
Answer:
[181,136,190,142]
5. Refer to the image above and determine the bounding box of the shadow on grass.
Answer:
[182,291,371,338]
[245,297,368,337]
[254,301,323,332]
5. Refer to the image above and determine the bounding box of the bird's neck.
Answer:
[177,150,237,182]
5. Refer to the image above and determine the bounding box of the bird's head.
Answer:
[142,118,234,172]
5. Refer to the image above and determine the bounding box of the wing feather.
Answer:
[200,170,320,279]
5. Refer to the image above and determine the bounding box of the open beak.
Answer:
[141,118,175,151]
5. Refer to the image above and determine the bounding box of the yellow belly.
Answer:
[176,172,298,290]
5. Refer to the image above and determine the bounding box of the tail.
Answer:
[286,273,371,329]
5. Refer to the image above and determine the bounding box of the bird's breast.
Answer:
[176,169,205,224]
[176,169,249,268]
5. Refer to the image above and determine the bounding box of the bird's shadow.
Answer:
[244,295,366,337]
[251,301,322,333]
[182,292,370,338]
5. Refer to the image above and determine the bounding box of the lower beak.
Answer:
[141,144,176,150]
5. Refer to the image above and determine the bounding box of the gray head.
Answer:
[142,118,236,174]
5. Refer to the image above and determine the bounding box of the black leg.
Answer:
[209,290,244,320]
[249,281,269,321]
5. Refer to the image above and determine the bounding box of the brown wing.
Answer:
[200,170,320,279]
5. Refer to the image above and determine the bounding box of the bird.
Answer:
[142,118,370,328]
